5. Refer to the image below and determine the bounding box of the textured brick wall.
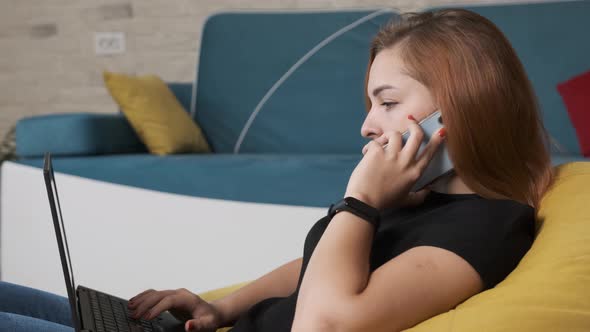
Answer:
[0,0,522,140]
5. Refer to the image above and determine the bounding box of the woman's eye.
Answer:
[381,102,398,110]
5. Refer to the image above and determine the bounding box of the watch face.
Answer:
[344,197,360,209]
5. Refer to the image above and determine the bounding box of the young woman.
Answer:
[0,8,553,332]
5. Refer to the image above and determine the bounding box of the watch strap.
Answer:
[328,197,380,229]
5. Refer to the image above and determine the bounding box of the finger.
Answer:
[416,127,446,172]
[400,120,425,162]
[185,315,216,332]
[129,289,155,303]
[145,295,177,320]
[362,134,388,155]
[375,134,389,146]
[185,318,204,332]
[381,131,402,153]
[129,289,156,309]
[364,139,385,155]
[185,319,197,331]
[133,290,174,319]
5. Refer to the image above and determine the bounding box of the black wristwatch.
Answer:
[328,197,381,229]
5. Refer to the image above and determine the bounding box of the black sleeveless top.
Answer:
[229,191,535,331]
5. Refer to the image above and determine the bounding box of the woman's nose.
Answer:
[361,124,382,139]
[361,110,384,139]
[362,130,381,140]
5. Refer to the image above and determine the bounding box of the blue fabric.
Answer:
[16,113,147,158]
[0,281,73,332]
[16,83,193,158]
[17,154,361,208]
[429,1,590,154]
[167,82,193,114]
[193,4,589,155]
[195,11,396,154]
[15,154,587,207]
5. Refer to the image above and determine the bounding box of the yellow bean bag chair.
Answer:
[198,162,590,332]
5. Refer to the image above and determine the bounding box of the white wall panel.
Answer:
[1,161,323,298]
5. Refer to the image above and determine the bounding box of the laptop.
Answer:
[43,153,185,332]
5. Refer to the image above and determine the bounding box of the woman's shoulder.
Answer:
[381,191,536,240]
[426,191,534,220]
[384,191,534,224]
[447,194,534,225]
[408,193,535,289]
[420,193,536,244]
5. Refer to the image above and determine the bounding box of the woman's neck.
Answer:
[428,170,475,195]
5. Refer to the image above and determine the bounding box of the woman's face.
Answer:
[361,47,437,141]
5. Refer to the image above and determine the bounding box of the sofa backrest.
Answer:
[190,2,589,154]
[167,83,193,115]
[193,10,395,154]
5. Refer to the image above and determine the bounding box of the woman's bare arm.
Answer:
[211,257,302,327]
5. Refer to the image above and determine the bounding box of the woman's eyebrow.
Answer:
[372,85,397,97]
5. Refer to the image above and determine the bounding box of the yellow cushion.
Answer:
[103,71,210,155]
[406,161,590,331]
[199,162,590,332]
[198,281,252,332]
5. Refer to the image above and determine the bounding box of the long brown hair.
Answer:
[366,9,553,209]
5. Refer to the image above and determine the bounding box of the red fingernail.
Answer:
[408,115,415,121]
[438,128,446,137]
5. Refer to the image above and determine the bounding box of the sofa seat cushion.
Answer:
[15,154,587,208]
[16,154,361,207]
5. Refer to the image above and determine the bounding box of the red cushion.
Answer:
[557,70,590,157]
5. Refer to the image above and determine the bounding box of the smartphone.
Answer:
[393,110,454,192]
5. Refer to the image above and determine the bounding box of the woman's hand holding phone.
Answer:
[128,288,225,332]
[347,115,446,210]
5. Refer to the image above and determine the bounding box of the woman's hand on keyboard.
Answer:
[128,288,223,332]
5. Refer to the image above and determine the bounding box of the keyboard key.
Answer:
[86,289,159,332]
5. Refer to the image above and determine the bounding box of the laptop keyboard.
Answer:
[89,289,155,332]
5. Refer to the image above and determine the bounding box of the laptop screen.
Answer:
[43,153,82,331]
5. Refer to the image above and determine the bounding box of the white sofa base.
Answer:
[1,161,323,299]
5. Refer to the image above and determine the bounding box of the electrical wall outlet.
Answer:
[94,32,126,55]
